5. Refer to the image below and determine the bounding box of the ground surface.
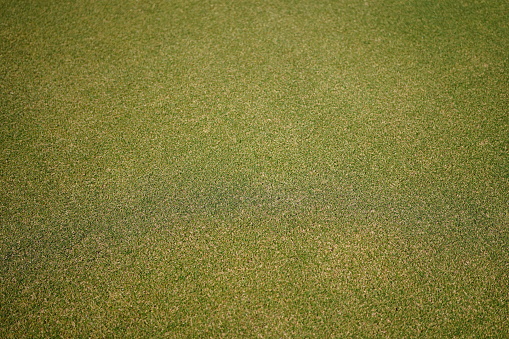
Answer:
[1,0,508,337]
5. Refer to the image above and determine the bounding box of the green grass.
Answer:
[1,0,508,337]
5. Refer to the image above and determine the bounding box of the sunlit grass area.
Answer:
[1,0,508,337]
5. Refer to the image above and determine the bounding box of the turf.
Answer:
[1,0,508,337]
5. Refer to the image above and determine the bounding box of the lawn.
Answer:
[1,0,508,337]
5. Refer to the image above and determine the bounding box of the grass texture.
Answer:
[1,0,508,337]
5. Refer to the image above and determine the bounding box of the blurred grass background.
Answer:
[1,0,508,337]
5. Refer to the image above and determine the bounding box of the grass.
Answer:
[1,0,508,337]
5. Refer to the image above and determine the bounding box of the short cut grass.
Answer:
[1,0,508,337]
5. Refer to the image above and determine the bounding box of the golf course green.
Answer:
[1,0,508,337]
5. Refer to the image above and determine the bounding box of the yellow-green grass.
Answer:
[1,0,508,337]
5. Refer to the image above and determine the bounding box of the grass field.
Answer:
[1,0,508,337]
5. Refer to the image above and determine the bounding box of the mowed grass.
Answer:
[1,0,508,337]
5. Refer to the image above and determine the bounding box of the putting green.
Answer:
[1,0,508,337]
